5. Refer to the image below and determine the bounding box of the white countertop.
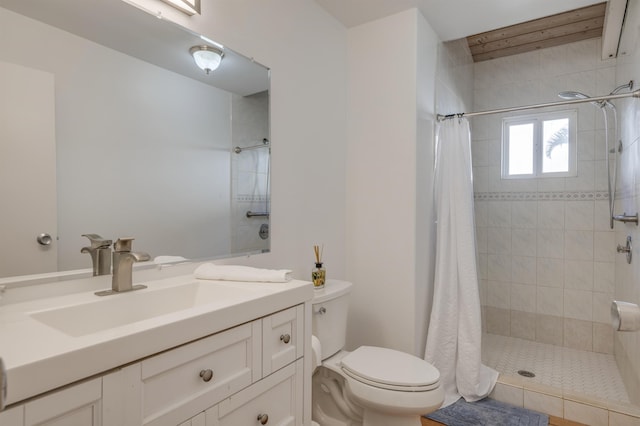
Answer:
[0,267,312,406]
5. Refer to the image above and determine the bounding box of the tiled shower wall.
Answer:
[472,38,618,354]
[612,1,640,405]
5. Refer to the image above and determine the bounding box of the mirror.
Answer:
[0,0,270,279]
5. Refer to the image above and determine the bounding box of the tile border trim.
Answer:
[475,191,609,201]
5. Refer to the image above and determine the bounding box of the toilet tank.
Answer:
[312,280,352,360]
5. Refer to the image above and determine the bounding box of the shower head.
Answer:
[558,90,589,100]
[557,82,634,109]
[558,90,610,108]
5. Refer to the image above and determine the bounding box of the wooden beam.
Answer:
[467,2,606,47]
[472,28,603,62]
[469,17,604,56]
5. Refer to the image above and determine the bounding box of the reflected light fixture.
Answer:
[189,45,224,74]
[160,0,200,15]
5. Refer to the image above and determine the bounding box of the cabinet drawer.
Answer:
[262,305,304,376]
[208,358,303,426]
[24,378,101,426]
[142,321,261,426]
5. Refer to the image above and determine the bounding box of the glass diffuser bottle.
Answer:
[312,245,325,289]
[312,262,326,289]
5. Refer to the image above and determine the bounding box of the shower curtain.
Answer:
[425,117,498,407]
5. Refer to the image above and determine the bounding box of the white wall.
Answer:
[415,15,445,357]
[345,9,439,356]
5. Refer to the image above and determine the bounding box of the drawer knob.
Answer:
[199,369,214,382]
[257,413,269,424]
[280,334,291,344]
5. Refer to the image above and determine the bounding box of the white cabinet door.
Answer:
[0,405,24,426]
[262,305,304,376]
[178,411,206,426]
[208,359,303,426]
[0,61,57,278]
[24,378,101,426]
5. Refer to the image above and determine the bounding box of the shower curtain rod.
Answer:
[436,89,640,121]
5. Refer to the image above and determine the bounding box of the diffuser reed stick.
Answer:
[313,245,323,264]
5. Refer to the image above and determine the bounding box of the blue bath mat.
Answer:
[425,398,549,425]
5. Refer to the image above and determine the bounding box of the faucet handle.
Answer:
[114,237,136,252]
[81,234,112,249]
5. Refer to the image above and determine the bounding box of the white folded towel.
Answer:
[154,255,188,265]
[194,263,292,283]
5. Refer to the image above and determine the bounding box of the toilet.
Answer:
[311,280,444,426]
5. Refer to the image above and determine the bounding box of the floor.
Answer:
[482,333,629,403]
[421,333,633,425]
[422,415,586,425]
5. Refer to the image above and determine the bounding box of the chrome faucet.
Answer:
[81,234,112,276]
[95,237,150,296]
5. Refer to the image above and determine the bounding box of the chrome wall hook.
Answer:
[617,236,633,264]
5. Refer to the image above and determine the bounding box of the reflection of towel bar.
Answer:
[234,138,270,154]
[246,211,270,218]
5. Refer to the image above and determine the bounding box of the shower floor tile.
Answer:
[482,333,630,403]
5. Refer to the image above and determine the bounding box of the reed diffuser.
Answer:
[312,245,326,289]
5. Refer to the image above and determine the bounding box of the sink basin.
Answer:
[29,282,265,337]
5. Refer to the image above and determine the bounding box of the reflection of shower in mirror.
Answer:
[231,90,270,254]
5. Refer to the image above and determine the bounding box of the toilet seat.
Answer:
[340,346,440,392]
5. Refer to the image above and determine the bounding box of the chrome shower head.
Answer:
[558,90,609,108]
[558,90,589,100]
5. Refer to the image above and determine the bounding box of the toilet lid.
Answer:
[340,346,440,391]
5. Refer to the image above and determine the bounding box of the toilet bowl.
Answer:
[311,280,443,426]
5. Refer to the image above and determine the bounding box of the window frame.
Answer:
[501,109,577,179]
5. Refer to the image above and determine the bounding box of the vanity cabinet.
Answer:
[103,304,305,426]
[175,359,302,426]
[3,378,103,426]
[177,412,205,426]
[208,359,302,425]
[0,405,24,426]
[1,293,308,426]
[24,378,102,426]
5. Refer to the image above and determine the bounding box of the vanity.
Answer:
[0,264,314,425]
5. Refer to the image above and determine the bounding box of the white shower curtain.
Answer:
[425,117,498,407]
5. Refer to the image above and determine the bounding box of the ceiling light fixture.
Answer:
[160,0,200,15]
[189,45,224,74]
